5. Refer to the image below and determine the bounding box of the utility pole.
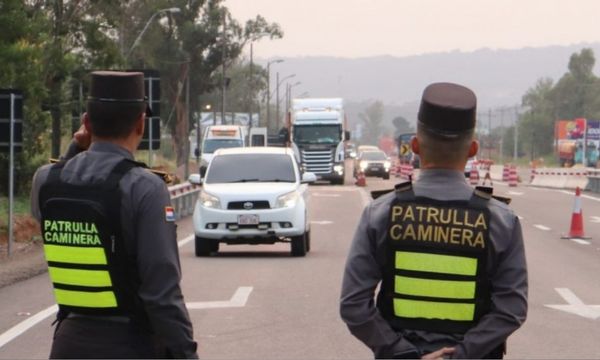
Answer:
[184,64,190,180]
[488,108,492,160]
[221,12,226,125]
[499,107,504,164]
[514,106,519,162]
[248,42,253,129]
[275,72,280,131]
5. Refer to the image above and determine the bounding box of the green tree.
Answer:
[359,101,385,145]
[126,0,282,167]
[391,116,414,136]
[520,78,555,160]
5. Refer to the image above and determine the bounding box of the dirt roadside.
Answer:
[0,215,48,289]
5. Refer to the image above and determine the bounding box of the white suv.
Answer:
[189,147,317,257]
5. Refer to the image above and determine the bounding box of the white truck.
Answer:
[199,125,246,176]
[289,98,349,185]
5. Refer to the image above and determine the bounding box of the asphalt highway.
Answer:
[1,169,600,359]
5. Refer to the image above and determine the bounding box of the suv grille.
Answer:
[227,201,271,210]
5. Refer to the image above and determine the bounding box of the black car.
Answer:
[354,150,391,179]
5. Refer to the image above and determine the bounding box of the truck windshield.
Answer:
[205,154,296,184]
[202,139,243,154]
[293,125,341,144]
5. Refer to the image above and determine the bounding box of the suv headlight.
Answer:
[384,161,391,169]
[276,191,300,208]
[359,161,368,170]
[199,191,221,209]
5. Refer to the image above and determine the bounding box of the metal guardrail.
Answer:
[168,182,200,219]
[586,169,600,193]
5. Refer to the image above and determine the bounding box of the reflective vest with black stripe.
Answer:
[39,159,143,317]
[377,184,492,334]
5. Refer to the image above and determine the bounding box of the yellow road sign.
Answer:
[400,144,410,156]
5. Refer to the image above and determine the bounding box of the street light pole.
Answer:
[126,7,180,60]
[275,73,296,130]
[266,59,283,130]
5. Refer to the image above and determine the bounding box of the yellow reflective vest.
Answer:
[377,187,492,334]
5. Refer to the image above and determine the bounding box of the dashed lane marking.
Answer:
[570,239,592,245]
[534,224,551,231]
[507,191,524,196]
[0,305,58,349]
[591,216,600,223]
[187,286,253,310]
[517,216,524,220]
[311,220,333,225]
[178,234,194,248]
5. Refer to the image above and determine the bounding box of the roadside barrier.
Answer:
[529,168,590,190]
[586,169,600,193]
[169,182,201,219]
[561,187,590,239]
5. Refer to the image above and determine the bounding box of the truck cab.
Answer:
[290,98,348,185]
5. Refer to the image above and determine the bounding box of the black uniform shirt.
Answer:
[31,142,197,358]
[340,169,528,359]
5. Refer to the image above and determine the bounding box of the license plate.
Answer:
[238,214,259,225]
[370,166,381,171]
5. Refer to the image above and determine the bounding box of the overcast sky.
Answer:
[225,0,600,59]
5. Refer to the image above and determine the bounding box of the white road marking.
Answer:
[591,216,600,223]
[545,288,600,319]
[534,224,551,231]
[0,305,58,349]
[556,189,600,202]
[570,239,591,245]
[178,234,194,248]
[312,193,341,197]
[507,191,523,196]
[186,286,253,310]
[517,216,524,220]
[311,220,333,225]
[582,194,600,202]
[359,188,371,207]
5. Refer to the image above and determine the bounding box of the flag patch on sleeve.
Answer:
[165,206,176,222]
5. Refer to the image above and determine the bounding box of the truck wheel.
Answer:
[195,236,212,257]
[210,240,220,254]
[291,233,307,257]
[306,230,311,252]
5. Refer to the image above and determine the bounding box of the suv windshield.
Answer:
[206,154,296,184]
[293,125,341,144]
[361,151,387,161]
[202,139,243,154]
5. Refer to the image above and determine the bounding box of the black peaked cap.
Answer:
[88,71,145,103]
[418,82,477,137]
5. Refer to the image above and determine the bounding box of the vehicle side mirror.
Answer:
[344,130,351,141]
[194,148,200,157]
[188,173,203,185]
[301,172,317,184]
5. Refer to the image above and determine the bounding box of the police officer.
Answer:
[340,82,527,359]
[30,71,198,358]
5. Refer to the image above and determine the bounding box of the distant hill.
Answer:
[260,43,600,133]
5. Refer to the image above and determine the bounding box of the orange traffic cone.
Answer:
[508,165,518,187]
[502,164,510,181]
[562,187,590,239]
[355,170,366,187]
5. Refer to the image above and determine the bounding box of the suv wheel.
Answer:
[195,236,213,257]
[305,230,311,252]
[290,233,307,257]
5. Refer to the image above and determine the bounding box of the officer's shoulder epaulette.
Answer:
[371,188,394,200]
[394,181,413,193]
[474,185,512,205]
